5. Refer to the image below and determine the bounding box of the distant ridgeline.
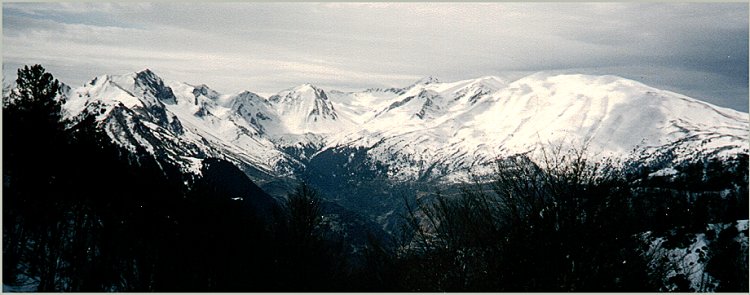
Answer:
[3,65,747,292]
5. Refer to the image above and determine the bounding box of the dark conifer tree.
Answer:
[3,65,65,286]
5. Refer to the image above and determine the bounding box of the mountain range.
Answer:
[57,69,748,187]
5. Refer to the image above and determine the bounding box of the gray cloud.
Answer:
[3,2,747,111]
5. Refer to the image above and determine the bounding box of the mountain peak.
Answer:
[191,83,221,103]
[134,68,162,83]
[474,75,506,84]
[413,76,440,86]
[136,68,155,75]
[237,90,261,97]
[402,76,440,90]
[292,83,323,93]
[274,83,329,102]
[267,83,343,134]
[87,74,110,86]
[128,69,176,105]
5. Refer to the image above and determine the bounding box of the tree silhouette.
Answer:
[3,65,65,286]
[395,150,657,291]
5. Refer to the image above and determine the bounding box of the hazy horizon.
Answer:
[3,2,748,111]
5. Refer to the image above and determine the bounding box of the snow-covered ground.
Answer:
[643,220,749,292]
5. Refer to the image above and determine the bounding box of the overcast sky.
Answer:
[3,2,748,111]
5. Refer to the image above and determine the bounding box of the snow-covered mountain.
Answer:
[268,83,353,134]
[62,69,302,181]
[324,73,748,181]
[58,69,749,185]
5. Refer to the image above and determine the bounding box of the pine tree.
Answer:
[3,65,64,286]
[8,65,61,110]
[3,64,64,185]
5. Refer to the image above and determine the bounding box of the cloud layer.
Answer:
[3,2,747,111]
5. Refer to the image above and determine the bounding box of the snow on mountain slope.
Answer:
[459,73,747,158]
[163,82,298,175]
[228,90,285,136]
[62,69,300,179]
[326,76,507,136]
[324,73,748,182]
[370,76,507,125]
[268,83,354,135]
[327,88,402,124]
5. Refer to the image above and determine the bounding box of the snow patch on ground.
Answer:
[644,220,749,292]
[182,156,204,176]
[649,167,679,178]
